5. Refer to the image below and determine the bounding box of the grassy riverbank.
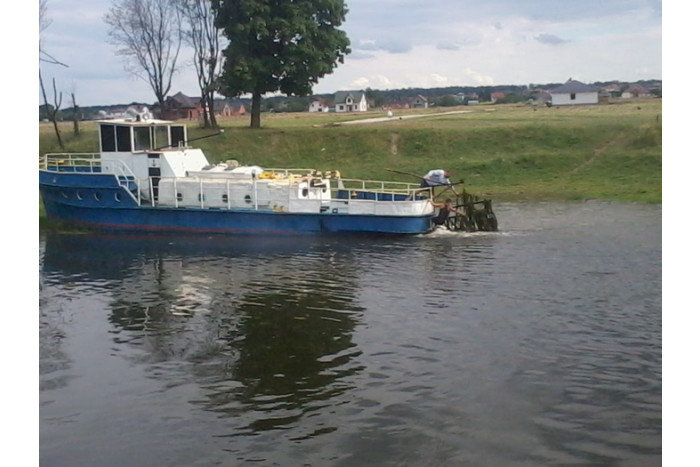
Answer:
[40,99,661,206]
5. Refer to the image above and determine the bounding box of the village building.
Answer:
[384,95,430,110]
[490,92,506,103]
[214,100,246,117]
[164,92,201,120]
[308,98,332,112]
[333,91,368,112]
[410,95,429,109]
[549,79,599,106]
[621,84,652,99]
[162,92,246,120]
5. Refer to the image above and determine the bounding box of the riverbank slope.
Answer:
[40,99,661,208]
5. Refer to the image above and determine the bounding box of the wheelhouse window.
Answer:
[134,126,151,151]
[100,124,133,152]
[153,126,169,149]
[99,123,186,152]
[100,125,116,152]
[116,125,132,151]
[170,125,186,147]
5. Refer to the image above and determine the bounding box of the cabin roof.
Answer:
[97,118,177,126]
[550,79,598,94]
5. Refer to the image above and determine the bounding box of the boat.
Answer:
[39,115,496,236]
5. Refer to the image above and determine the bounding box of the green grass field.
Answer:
[40,98,661,204]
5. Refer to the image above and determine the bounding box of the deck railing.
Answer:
[40,153,101,171]
[336,178,431,201]
[40,153,141,204]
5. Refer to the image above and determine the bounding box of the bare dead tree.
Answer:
[40,0,50,33]
[71,92,80,136]
[176,0,225,128]
[40,72,64,150]
[105,0,182,112]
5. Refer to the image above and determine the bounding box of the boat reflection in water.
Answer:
[41,232,367,438]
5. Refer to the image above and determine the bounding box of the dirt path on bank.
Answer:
[567,133,626,176]
[317,110,480,127]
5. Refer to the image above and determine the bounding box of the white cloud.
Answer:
[38,0,661,105]
[461,69,496,86]
[534,33,570,45]
[436,42,460,51]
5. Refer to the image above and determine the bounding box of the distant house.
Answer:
[490,92,506,103]
[463,92,480,105]
[214,100,246,117]
[549,79,599,106]
[601,84,621,94]
[386,95,429,109]
[410,95,429,109]
[621,84,651,99]
[164,92,202,120]
[529,89,552,104]
[308,98,331,113]
[333,91,368,112]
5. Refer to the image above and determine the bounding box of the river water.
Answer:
[39,201,662,466]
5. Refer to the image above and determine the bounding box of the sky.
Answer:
[35,0,663,107]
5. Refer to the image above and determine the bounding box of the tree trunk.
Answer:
[200,95,211,128]
[207,92,218,129]
[157,97,166,119]
[72,93,80,136]
[250,91,262,129]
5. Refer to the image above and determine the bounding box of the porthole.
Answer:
[115,192,122,202]
[76,191,84,200]
[94,192,102,201]
[177,193,183,201]
[244,195,252,204]
[61,191,68,199]
[302,188,309,197]
[222,194,229,203]
[198,193,206,202]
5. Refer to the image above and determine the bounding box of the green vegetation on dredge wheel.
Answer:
[40,100,661,205]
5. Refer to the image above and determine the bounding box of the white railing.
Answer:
[41,152,142,204]
[40,153,101,171]
[334,178,430,200]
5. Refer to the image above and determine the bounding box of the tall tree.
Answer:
[105,0,182,111]
[176,0,226,128]
[213,0,351,128]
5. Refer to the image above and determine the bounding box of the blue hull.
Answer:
[40,172,432,236]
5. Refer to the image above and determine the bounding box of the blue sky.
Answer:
[35,0,663,107]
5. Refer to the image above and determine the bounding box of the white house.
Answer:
[411,95,429,109]
[549,79,599,106]
[333,91,368,113]
[308,98,331,113]
[621,84,651,99]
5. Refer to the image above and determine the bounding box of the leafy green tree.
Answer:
[213,0,351,128]
[435,95,460,107]
[364,88,385,108]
